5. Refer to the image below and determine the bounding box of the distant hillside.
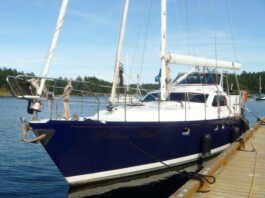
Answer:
[227,71,265,94]
[0,67,158,96]
[0,67,23,96]
[1,67,265,96]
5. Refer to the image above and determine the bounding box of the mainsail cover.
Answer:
[166,53,241,70]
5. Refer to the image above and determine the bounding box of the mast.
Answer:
[160,0,168,100]
[37,0,69,95]
[110,0,130,104]
[125,53,130,93]
[259,76,262,94]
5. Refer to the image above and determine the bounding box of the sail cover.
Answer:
[167,53,241,70]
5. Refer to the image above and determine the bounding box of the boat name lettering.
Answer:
[94,130,159,140]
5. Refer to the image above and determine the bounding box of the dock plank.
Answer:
[170,123,265,198]
[196,125,265,198]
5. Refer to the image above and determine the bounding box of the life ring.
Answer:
[22,122,46,143]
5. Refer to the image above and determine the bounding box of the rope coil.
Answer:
[21,122,46,143]
[181,171,216,193]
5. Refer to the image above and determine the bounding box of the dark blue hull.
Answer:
[30,117,244,185]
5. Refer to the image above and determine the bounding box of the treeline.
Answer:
[0,67,36,95]
[0,67,30,95]
[0,67,21,88]
[46,77,159,96]
[0,67,159,96]
[0,67,264,96]
[0,67,35,86]
[228,71,265,94]
[47,76,113,95]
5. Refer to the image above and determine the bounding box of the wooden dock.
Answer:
[170,121,265,198]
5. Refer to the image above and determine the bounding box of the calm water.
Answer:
[0,97,264,198]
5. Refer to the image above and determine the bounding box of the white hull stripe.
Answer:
[65,144,230,185]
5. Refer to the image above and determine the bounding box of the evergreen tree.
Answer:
[1,67,265,96]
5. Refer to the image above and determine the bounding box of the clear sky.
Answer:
[0,0,264,83]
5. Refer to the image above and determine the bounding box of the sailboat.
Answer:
[7,0,248,186]
[256,76,265,101]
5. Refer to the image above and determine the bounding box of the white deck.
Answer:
[88,85,241,122]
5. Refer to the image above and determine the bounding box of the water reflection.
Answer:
[68,171,187,198]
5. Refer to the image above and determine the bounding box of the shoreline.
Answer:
[0,92,12,97]
[0,95,13,98]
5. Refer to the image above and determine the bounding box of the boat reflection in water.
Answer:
[68,170,188,198]
[67,158,213,197]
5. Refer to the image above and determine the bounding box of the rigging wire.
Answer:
[225,0,241,98]
[181,0,191,55]
[181,0,194,109]
[128,1,149,86]
[212,0,218,66]
[126,1,153,95]
[181,0,197,58]
[211,0,222,117]
[196,0,209,120]
[175,0,195,76]
[173,0,180,33]
[104,124,216,188]
[138,0,153,83]
[225,0,239,62]
[196,0,209,60]
[181,0,199,82]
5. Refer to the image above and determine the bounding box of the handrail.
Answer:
[7,74,242,124]
[6,76,23,98]
[14,74,155,92]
